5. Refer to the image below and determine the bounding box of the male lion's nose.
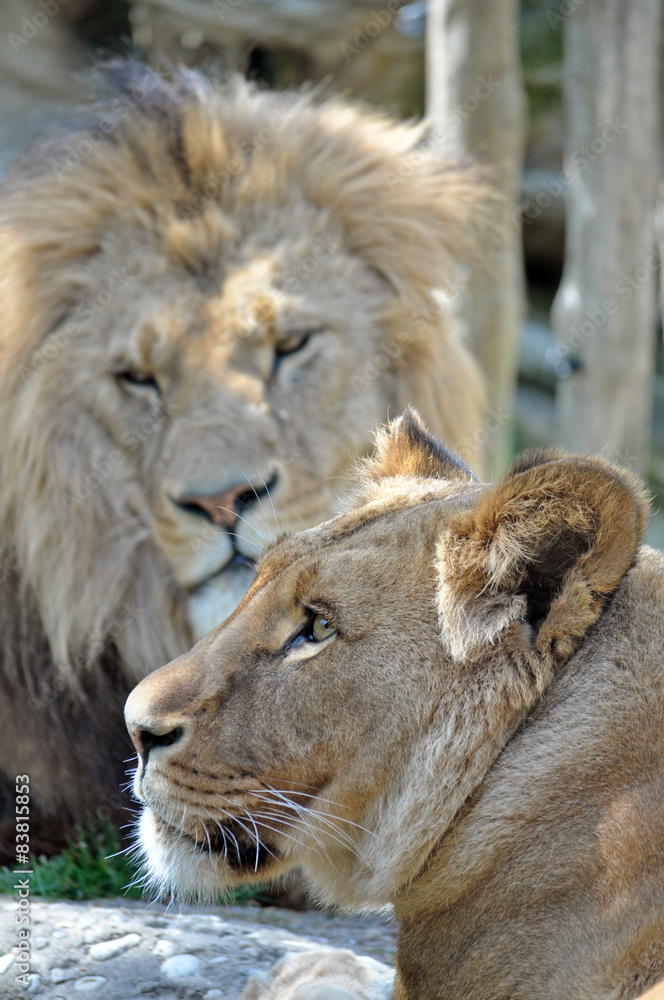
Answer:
[174,473,278,531]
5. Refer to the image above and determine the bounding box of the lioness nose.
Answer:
[126,721,183,764]
[125,682,186,764]
[175,473,278,531]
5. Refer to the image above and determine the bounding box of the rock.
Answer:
[51,967,76,984]
[88,933,141,961]
[0,953,14,975]
[0,897,398,999]
[32,937,50,949]
[160,953,203,979]
[74,977,107,992]
[152,938,176,957]
[27,974,41,993]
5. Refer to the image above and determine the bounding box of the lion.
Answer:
[0,61,493,862]
[125,406,664,1000]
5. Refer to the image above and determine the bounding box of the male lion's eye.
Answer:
[273,328,325,372]
[117,369,161,394]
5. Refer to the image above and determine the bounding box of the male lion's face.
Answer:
[64,202,393,641]
[0,67,489,687]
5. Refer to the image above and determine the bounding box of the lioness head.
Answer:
[0,62,490,689]
[126,407,648,909]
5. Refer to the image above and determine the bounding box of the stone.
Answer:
[51,967,76,983]
[88,932,141,961]
[153,938,176,957]
[161,953,203,979]
[74,976,107,991]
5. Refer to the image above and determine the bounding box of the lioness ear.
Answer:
[362,406,475,484]
[437,450,649,672]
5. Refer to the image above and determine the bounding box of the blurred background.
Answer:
[0,0,662,508]
[0,0,662,916]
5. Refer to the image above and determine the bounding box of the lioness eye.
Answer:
[309,614,337,643]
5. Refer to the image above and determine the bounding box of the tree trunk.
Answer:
[551,0,661,474]
[426,0,526,476]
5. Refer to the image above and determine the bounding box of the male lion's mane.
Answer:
[0,62,494,859]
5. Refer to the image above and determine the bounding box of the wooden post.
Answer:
[551,0,661,474]
[426,0,526,475]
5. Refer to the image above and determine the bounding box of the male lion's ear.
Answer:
[363,406,475,484]
[437,450,650,674]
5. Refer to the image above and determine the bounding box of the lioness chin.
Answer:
[126,407,664,1000]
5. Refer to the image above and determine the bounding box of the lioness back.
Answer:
[400,545,664,999]
[126,408,664,1000]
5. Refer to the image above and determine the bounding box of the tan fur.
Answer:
[126,407,664,1000]
[0,63,493,858]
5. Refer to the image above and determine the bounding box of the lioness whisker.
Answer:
[201,805,241,859]
[251,795,352,867]
[256,785,376,840]
[254,807,357,860]
[251,795,358,853]
[248,812,305,852]
[245,811,262,872]
[261,811,340,874]
[202,799,275,866]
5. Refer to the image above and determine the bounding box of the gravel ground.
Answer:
[0,897,396,1000]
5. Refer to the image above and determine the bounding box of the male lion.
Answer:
[0,62,491,860]
[126,407,664,1000]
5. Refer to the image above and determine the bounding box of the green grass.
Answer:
[0,813,143,900]
[0,812,268,904]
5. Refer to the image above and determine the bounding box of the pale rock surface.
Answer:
[0,898,396,1000]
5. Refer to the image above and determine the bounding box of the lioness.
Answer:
[125,406,664,999]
